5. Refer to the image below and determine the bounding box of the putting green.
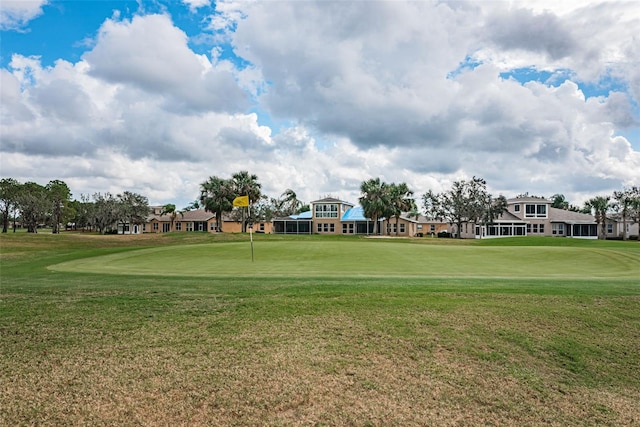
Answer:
[49,240,640,279]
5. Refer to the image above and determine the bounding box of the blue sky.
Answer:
[1,1,638,208]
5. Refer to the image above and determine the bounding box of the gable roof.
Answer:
[311,197,354,206]
[494,210,527,223]
[549,207,596,224]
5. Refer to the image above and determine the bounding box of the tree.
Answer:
[551,194,569,210]
[200,176,235,232]
[280,189,303,215]
[359,178,390,235]
[481,194,508,231]
[118,191,150,234]
[585,195,611,240]
[232,171,262,232]
[422,177,496,238]
[0,178,20,233]
[92,193,120,234]
[68,195,94,232]
[388,182,416,236]
[46,180,71,234]
[613,186,640,241]
[16,182,48,233]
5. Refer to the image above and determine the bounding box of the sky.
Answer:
[1,0,639,210]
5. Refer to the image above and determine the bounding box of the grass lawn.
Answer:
[1,232,639,426]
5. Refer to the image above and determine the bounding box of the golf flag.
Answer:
[233,195,249,207]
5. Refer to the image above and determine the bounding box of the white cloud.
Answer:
[0,0,47,30]
[83,13,248,113]
[1,1,639,211]
[182,0,210,12]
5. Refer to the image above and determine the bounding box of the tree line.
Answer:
[2,173,639,239]
[0,178,149,234]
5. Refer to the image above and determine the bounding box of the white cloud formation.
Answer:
[0,0,47,30]
[182,0,210,12]
[1,1,638,210]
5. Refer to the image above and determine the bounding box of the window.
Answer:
[162,223,170,232]
[525,204,547,218]
[430,224,435,232]
[209,223,216,231]
[514,205,520,213]
[176,222,182,231]
[526,224,531,233]
[552,223,564,235]
[260,223,265,232]
[539,224,544,234]
[143,224,147,231]
[186,222,193,232]
[314,204,339,218]
[607,223,613,234]
[525,205,536,217]
[537,205,547,217]
[153,222,158,231]
[533,224,538,233]
[317,223,322,233]
[400,224,405,233]
[329,223,335,232]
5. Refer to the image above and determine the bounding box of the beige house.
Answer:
[144,207,273,234]
[456,196,599,239]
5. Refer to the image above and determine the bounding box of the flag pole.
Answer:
[232,195,254,262]
[249,198,254,263]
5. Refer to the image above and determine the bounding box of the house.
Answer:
[605,213,639,240]
[272,197,449,236]
[273,198,381,235]
[143,207,273,234]
[456,196,599,239]
[385,213,449,237]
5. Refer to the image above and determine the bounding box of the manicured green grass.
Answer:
[1,232,639,426]
[49,239,640,280]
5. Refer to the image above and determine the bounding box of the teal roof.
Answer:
[341,206,368,221]
[290,211,312,220]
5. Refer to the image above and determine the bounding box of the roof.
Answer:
[507,196,552,204]
[310,197,354,206]
[341,206,368,221]
[148,209,215,222]
[494,210,527,223]
[549,207,596,224]
[399,213,447,224]
[273,211,313,221]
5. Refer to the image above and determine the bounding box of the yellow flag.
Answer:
[233,195,249,207]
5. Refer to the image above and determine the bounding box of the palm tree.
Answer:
[161,203,178,231]
[281,189,302,215]
[613,187,639,241]
[359,178,390,235]
[200,176,235,232]
[232,171,262,232]
[388,182,416,236]
[585,195,611,239]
